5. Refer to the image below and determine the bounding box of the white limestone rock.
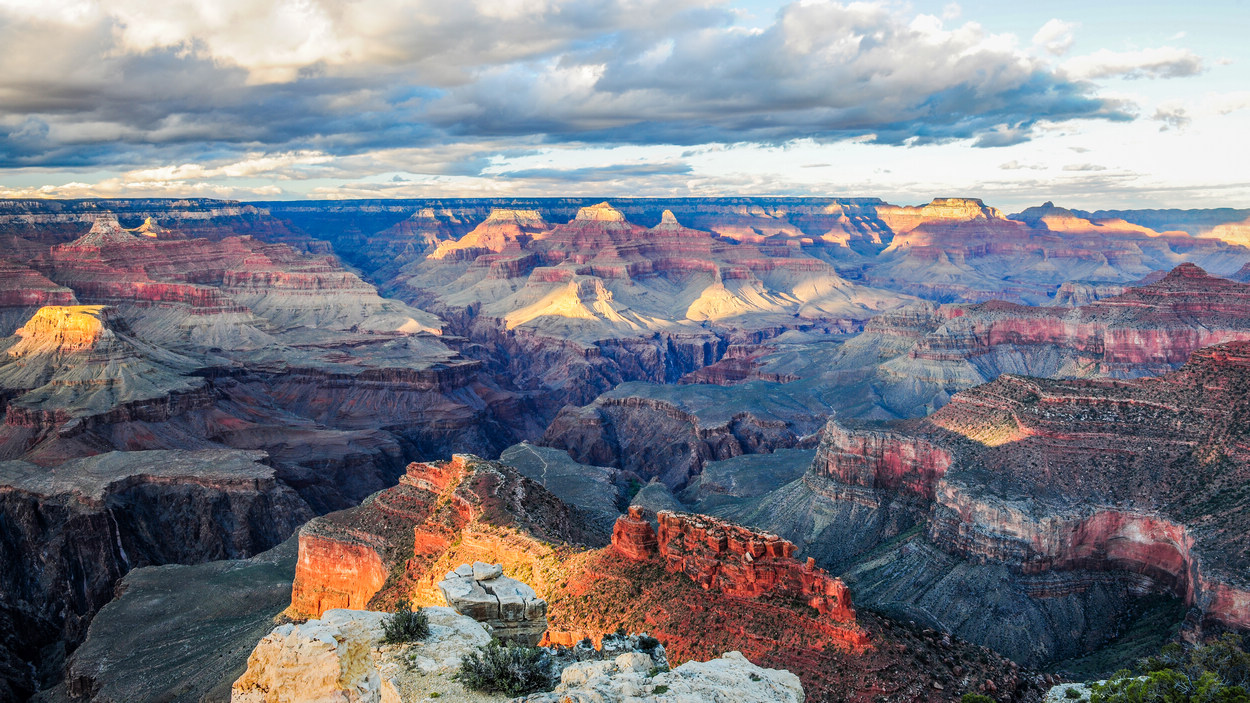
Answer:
[231,607,491,703]
[521,650,804,703]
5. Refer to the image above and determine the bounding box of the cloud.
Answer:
[0,0,1131,172]
[1153,106,1190,131]
[1062,47,1204,80]
[487,161,693,181]
[1062,163,1107,172]
[999,160,1046,171]
[1032,19,1076,56]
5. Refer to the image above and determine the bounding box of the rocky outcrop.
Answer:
[0,260,76,336]
[0,449,312,696]
[753,340,1250,665]
[521,650,805,703]
[541,393,809,489]
[232,609,403,703]
[207,448,1037,702]
[613,509,861,629]
[437,562,548,645]
[288,455,601,621]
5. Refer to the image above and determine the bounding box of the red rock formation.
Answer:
[287,455,598,619]
[819,339,1250,632]
[610,506,658,560]
[276,452,1047,701]
[612,509,860,628]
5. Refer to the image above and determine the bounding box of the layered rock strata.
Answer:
[744,341,1250,665]
[0,449,312,696]
[436,562,548,645]
[613,507,860,627]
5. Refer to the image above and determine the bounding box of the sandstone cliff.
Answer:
[738,341,1250,666]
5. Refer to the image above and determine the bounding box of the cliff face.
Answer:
[753,340,1250,665]
[613,507,860,627]
[0,449,311,695]
[288,455,600,620]
[834,263,1250,418]
[541,393,803,488]
[278,455,1037,702]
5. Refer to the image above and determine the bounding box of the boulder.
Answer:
[437,562,548,646]
[521,650,805,703]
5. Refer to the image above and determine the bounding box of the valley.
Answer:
[1,196,1248,702]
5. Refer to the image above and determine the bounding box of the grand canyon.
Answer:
[2,1,1247,700]
[0,195,1245,702]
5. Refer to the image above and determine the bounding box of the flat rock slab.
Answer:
[437,563,548,646]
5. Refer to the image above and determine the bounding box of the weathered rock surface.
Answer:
[0,260,76,336]
[276,452,1037,701]
[288,455,602,621]
[613,508,861,628]
[232,608,403,703]
[437,562,548,645]
[520,650,805,703]
[545,263,1250,484]
[55,537,299,703]
[0,449,311,696]
[738,340,1250,666]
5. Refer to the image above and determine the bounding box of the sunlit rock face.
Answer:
[612,507,861,628]
[393,200,907,426]
[0,260,76,336]
[288,455,600,621]
[231,609,407,703]
[826,263,1250,418]
[280,454,1033,701]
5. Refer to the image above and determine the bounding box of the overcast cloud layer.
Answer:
[0,0,1243,208]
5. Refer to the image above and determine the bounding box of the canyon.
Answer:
[2,196,1249,701]
[715,340,1250,666]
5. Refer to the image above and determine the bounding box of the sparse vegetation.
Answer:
[1066,686,1084,699]
[654,684,670,694]
[1090,634,1250,702]
[457,640,553,696]
[381,601,430,644]
[961,695,995,703]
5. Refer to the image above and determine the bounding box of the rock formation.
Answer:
[0,260,76,336]
[232,609,403,703]
[613,507,860,627]
[437,562,548,645]
[288,455,601,621]
[0,449,312,696]
[61,537,300,703]
[520,650,805,703]
[734,340,1250,666]
[274,453,1035,701]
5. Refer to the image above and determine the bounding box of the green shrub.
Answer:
[381,602,429,644]
[961,695,995,703]
[638,635,661,652]
[1065,687,1084,699]
[457,640,552,696]
[1090,635,1250,703]
[654,684,670,694]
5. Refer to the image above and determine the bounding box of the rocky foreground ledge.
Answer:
[231,605,803,703]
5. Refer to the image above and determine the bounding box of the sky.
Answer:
[0,0,1246,211]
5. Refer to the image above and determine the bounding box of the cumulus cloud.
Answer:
[0,0,1132,174]
[1032,19,1076,56]
[1062,47,1204,80]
